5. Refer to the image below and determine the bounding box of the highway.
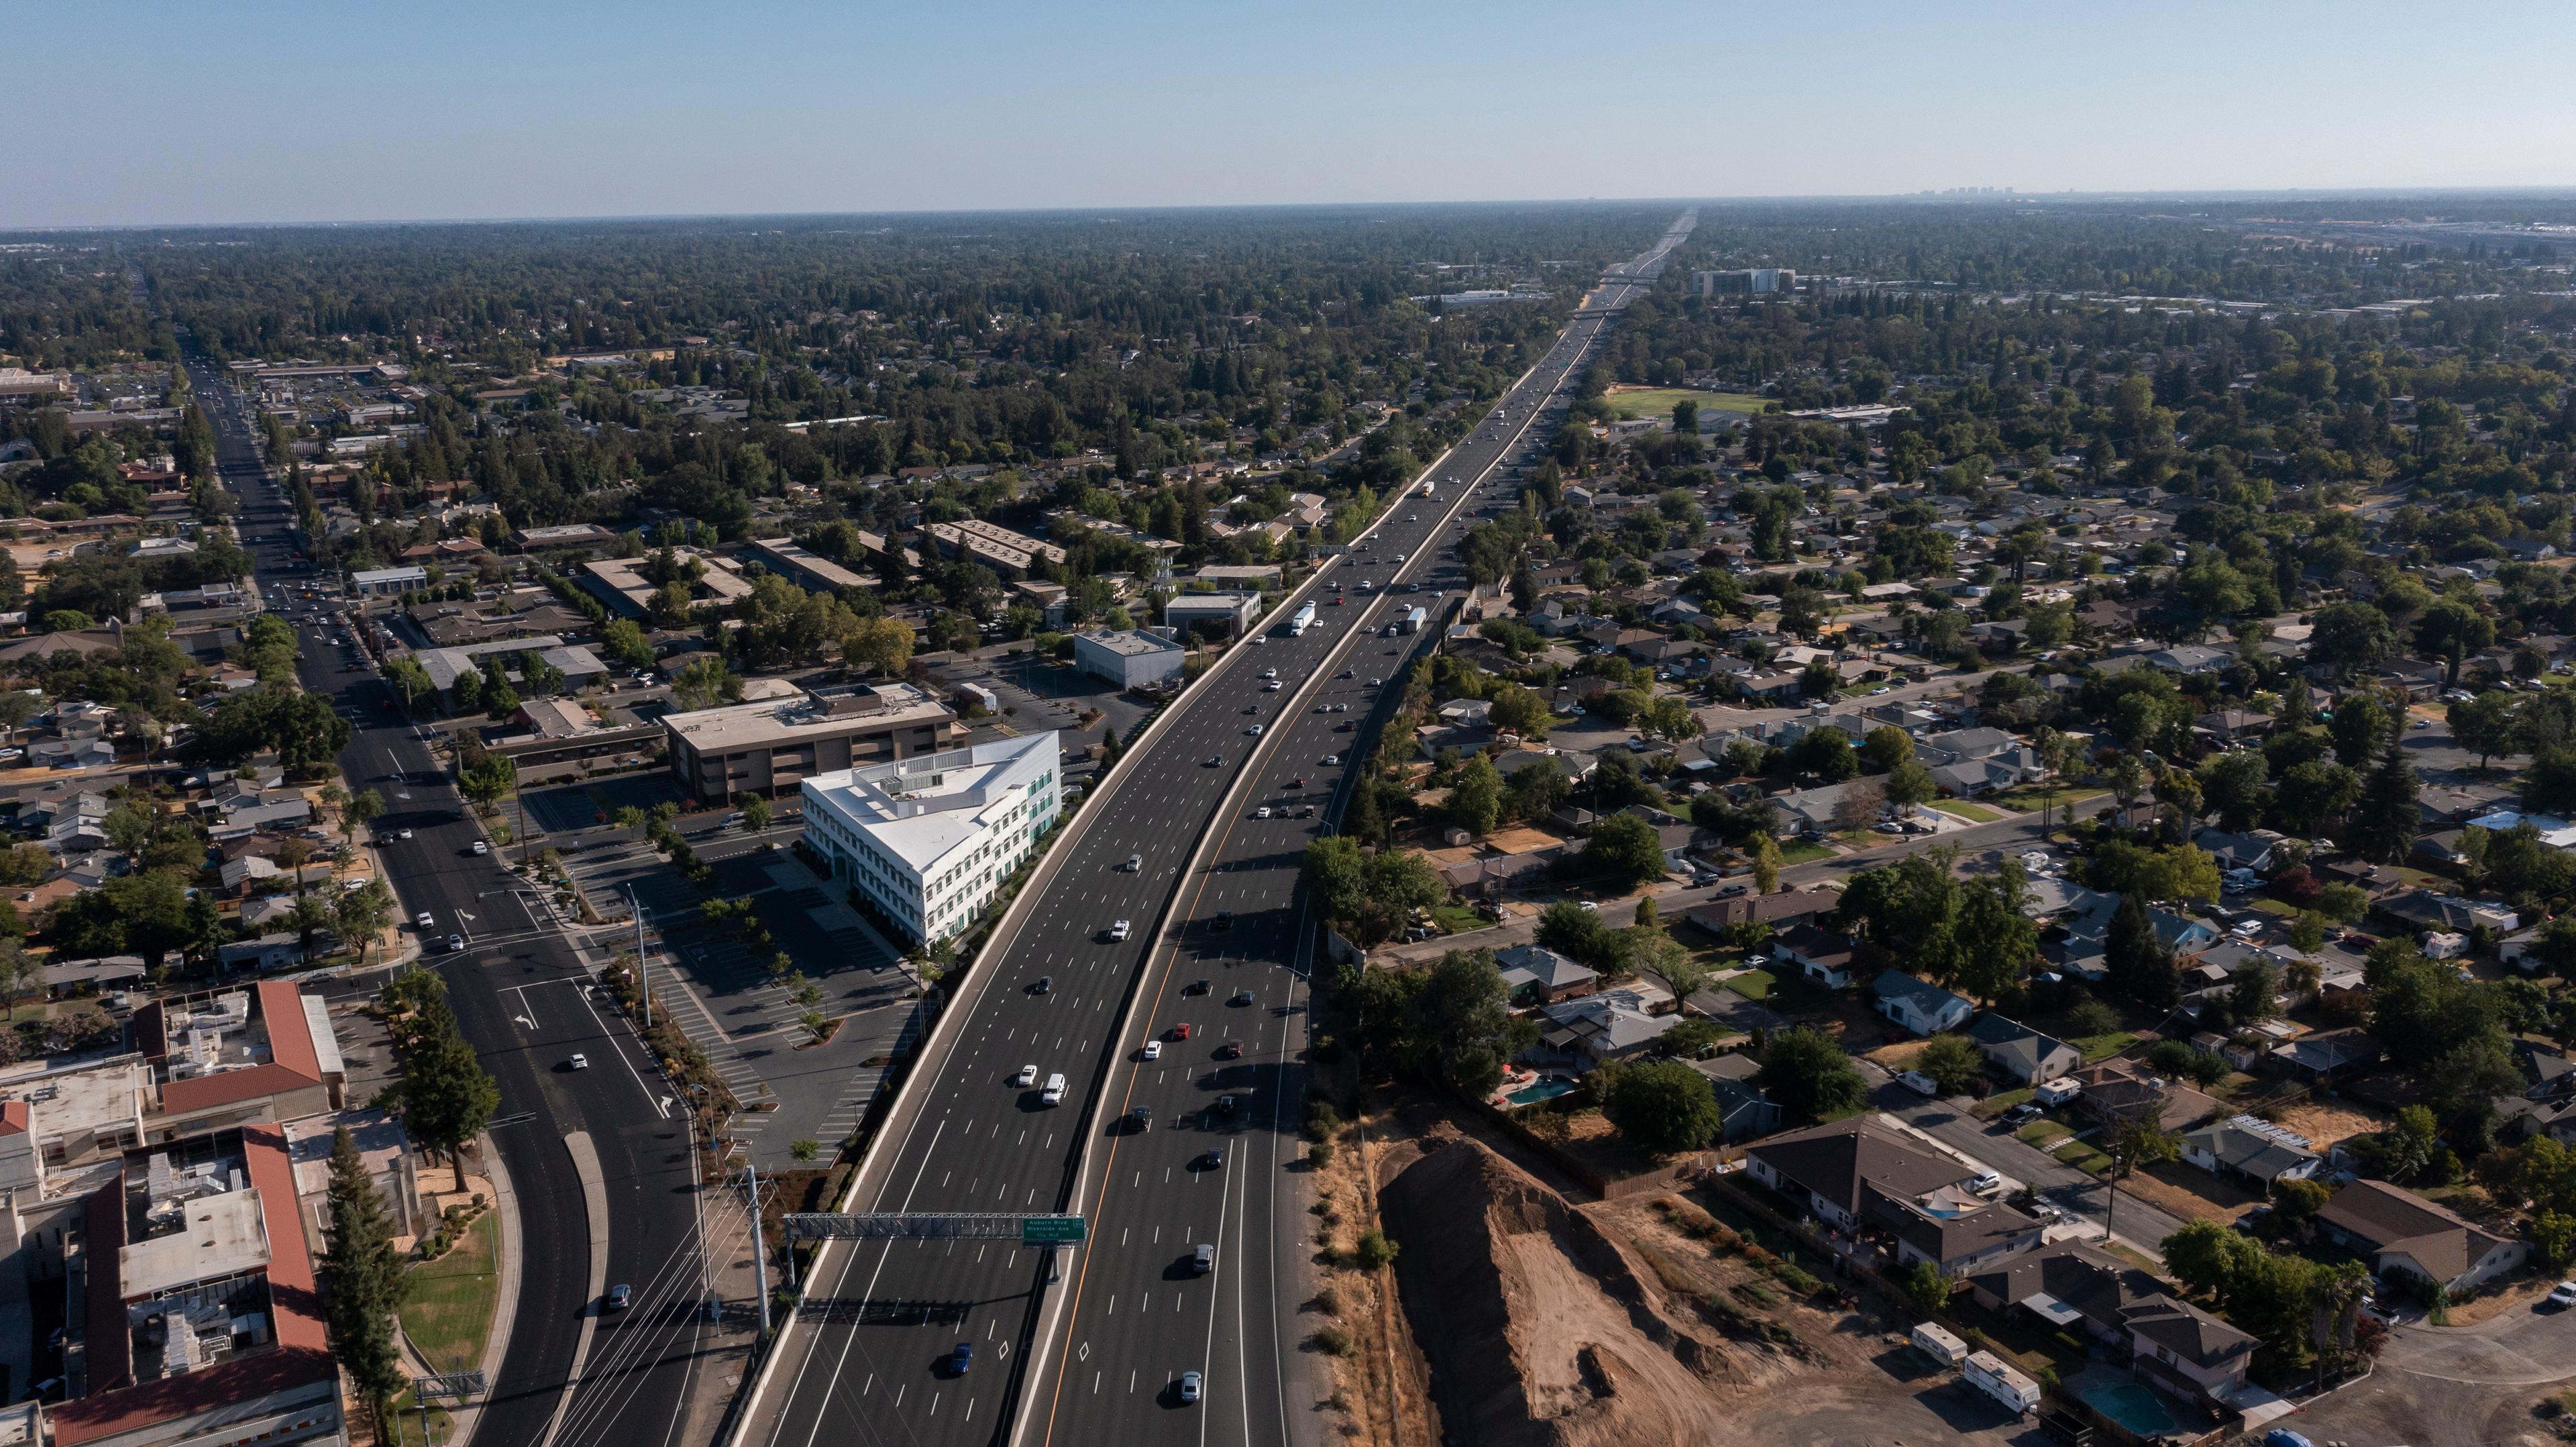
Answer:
[173,343,716,1447]
[736,209,1696,1447]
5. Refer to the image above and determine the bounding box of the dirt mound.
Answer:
[1377,1128,1735,1446]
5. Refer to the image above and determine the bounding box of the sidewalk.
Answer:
[672,1172,767,1447]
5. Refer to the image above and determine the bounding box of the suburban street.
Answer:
[178,341,713,1447]
[735,213,1697,1447]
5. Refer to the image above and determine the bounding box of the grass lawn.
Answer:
[1973,1086,2034,1119]
[2250,898,2297,916]
[1601,385,1771,421]
[1991,786,2107,815]
[401,1212,500,1376]
[1432,904,1484,934]
[1723,968,1777,1001]
[2017,1120,2073,1148]
[2055,1138,2113,1174]
[2074,1031,2137,1063]
[1777,839,1834,866]
[1935,801,2004,824]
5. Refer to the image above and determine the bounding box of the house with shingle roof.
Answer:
[1966,1015,2082,1086]
[1873,969,1974,1036]
[1746,1116,2043,1273]
[2313,1179,2526,1295]
[2182,1115,2320,1187]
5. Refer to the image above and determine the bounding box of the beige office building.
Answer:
[663,683,956,803]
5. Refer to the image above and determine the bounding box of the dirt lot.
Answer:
[1367,1123,2041,1446]
[2268,1097,2390,1151]
[2113,1161,2265,1225]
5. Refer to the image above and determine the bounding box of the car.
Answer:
[1334,702,1349,712]
[1869,686,1891,696]
[1246,723,1263,736]
[416,912,435,929]
[1253,805,1273,819]
[2001,1102,2043,1126]
[1014,1064,1038,1087]
[1035,973,1055,993]
[1289,777,1305,788]
[1205,755,1224,767]
[447,934,464,952]
[605,1283,633,1311]
[1969,1170,2004,1195]
[1125,852,1142,871]
[950,1341,975,1376]
[1111,916,1134,940]
[470,840,490,856]
[2231,918,2264,937]
[1042,1073,1066,1105]
[398,828,415,840]
[2410,717,2432,729]
[1338,669,1355,679]
[1367,678,1382,687]
[1211,910,1232,932]
[1179,1369,1203,1402]
[1263,679,1283,691]
[1242,704,1260,714]
[1193,1242,1215,1274]
[2548,1281,2576,1310]
[1197,1148,1224,1170]
[1323,753,1340,765]
[1218,1038,1244,1059]
[1897,1069,1939,1095]
[1188,977,1210,995]
[1262,668,1278,680]
[1173,1021,1193,1039]
[1142,1040,1162,1061]
[570,1053,590,1070]
[1131,1105,1153,1132]
[1215,1094,1238,1117]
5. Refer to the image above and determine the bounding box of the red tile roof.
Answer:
[154,983,327,1115]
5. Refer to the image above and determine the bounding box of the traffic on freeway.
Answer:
[737,209,1695,1447]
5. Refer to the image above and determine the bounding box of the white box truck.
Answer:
[1962,1351,2041,1416]
[1911,1322,1968,1368]
[1289,600,1318,636]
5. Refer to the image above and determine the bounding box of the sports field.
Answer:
[1601,385,1772,421]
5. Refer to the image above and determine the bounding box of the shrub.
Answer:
[1354,1229,1398,1270]
[1309,1326,1354,1356]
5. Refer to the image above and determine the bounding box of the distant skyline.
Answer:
[14,0,2576,230]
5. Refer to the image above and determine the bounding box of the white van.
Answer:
[1041,1073,1067,1106]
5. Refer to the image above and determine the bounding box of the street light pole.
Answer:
[629,885,651,1029]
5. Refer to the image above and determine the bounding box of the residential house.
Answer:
[1872,970,1974,1036]
[2193,829,2279,874]
[2182,1115,2321,1187]
[1495,945,1599,1006]
[1745,1116,2043,1274]
[2070,1059,2220,1135]
[2313,1179,2527,1295]
[1966,1015,2082,1087]
[2268,1027,2383,1081]
[1681,888,1837,936]
[1686,1055,1785,1142]
[1773,923,1859,988]
[1534,991,1676,1063]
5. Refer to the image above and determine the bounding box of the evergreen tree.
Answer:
[1099,724,1122,765]
[394,994,500,1190]
[321,1124,409,1427]
[2105,892,2180,1010]
[2347,739,2420,864]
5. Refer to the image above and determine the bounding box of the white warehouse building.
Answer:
[800,731,1063,945]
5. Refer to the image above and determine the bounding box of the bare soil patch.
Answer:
[2118,1161,2264,1224]
[2268,1097,2390,1150]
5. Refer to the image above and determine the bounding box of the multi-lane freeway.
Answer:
[174,341,713,1447]
[737,210,1695,1447]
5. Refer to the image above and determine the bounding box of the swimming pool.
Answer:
[2082,1381,2179,1438]
[1505,1077,1576,1106]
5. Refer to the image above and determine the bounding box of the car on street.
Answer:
[1110,918,1132,941]
[1211,910,1232,932]
[2548,1281,2576,1311]
[1141,1040,1161,1060]
[470,839,490,855]
[1197,1147,1223,1170]
[569,1053,589,1070]
[1193,1242,1214,1274]
[1034,974,1054,993]
[1253,806,1271,819]
[605,1283,633,1310]
[447,934,464,952]
[1179,1369,1203,1403]
[1125,853,1142,871]
[1014,1064,1038,1087]
[1230,986,1254,1006]
[398,828,414,840]
[950,1342,974,1376]
[1217,1038,1244,1059]
[1130,1105,1152,1132]
[416,912,435,929]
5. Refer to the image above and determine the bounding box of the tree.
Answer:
[1604,1059,1723,1155]
[1407,951,1536,1095]
[1862,725,1915,771]
[670,656,733,711]
[1449,753,1501,838]
[2163,1218,2259,1301]
[1536,900,1633,973]
[1882,758,1939,810]
[2199,750,2269,833]
[2329,692,2390,769]
[1580,813,1668,892]
[1756,1028,1868,1124]
[1903,1258,1954,1318]
[2105,892,2180,1010]
[320,1124,409,1430]
[2347,740,2420,864]
[287,894,334,963]
[460,753,518,813]
[334,879,394,963]
[602,617,657,670]
[2306,601,2396,678]
[345,788,384,841]
[1752,834,1781,895]
[1302,837,1368,926]
[845,615,915,676]
[1915,1034,1985,1095]
[2415,600,2494,688]
[2447,690,2520,771]
[1790,726,1859,782]
[741,794,772,832]
[392,991,500,1190]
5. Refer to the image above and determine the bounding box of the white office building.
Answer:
[1073,627,1185,688]
[801,731,1062,945]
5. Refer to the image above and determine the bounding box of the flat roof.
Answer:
[663,684,953,753]
[120,1187,268,1298]
[1077,629,1183,657]
[747,537,869,590]
[350,566,427,583]
[806,732,1058,873]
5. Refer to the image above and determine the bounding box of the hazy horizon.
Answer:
[15,0,2576,231]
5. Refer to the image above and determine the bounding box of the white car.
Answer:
[1322,754,1340,766]
[1110,918,1132,941]
[1254,806,1271,819]
[416,912,435,929]
[2548,1281,2576,1310]
[569,1053,589,1070]
[1014,1064,1038,1087]
[1142,1040,1163,1061]
[471,840,490,856]
[1179,1371,1203,1404]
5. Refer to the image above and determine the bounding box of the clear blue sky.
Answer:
[14,0,2576,228]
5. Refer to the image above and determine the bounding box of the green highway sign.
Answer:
[1022,1215,1086,1246]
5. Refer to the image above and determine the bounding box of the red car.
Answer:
[1173,1022,1192,1040]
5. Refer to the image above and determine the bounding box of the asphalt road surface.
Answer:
[737,211,1698,1447]
[176,337,711,1447]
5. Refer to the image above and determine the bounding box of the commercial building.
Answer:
[1163,592,1262,638]
[1072,629,1185,689]
[924,519,1065,578]
[1692,268,1796,297]
[347,566,427,597]
[508,523,621,553]
[746,537,869,594]
[414,636,609,700]
[802,732,1063,945]
[578,549,752,617]
[662,683,954,804]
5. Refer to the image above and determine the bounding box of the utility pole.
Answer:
[629,885,651,1028]
[748,1159,770,1337]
